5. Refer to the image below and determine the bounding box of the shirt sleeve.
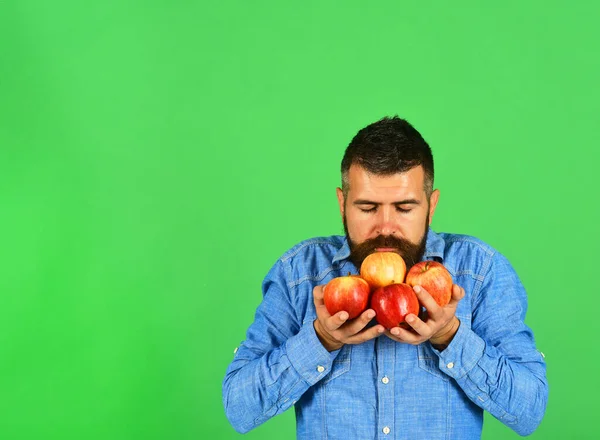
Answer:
[222,259,340,434]
[432,251,548,436]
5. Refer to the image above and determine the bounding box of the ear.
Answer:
[336,187,345,219]
[428,189,440,225]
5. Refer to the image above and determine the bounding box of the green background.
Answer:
[1,1,598,439]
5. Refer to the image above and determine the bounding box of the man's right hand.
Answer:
[312,284,384,352]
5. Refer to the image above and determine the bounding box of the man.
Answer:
[222,116,548,439]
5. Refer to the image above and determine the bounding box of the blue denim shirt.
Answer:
[223,229,548,439]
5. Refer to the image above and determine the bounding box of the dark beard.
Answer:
[343,215,429,271]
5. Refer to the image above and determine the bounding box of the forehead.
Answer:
[346,164,426,200]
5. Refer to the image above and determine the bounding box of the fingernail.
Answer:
[406,315,414,324]
[391,328,399,336]
[413,286,421,293]
[367,311,375,319]
[340,312,348,320]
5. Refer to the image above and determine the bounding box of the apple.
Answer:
[370,283,420,329]
[405,261,453,307]
[360,252,407,289]
[323,273,371,319]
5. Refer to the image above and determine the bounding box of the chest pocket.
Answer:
[417,344,449,381]
[322,344,352,384]
[300,315,352,384]
[418,313,472,380]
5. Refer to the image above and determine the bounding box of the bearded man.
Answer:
[223,116,548,439]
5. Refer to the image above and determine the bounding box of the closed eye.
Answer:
[359,206,377,213]
[357,205,413,213]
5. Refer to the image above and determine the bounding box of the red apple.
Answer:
[405,261,453,307]
[370,283,420,329]
[323,274,371,319]
[360,252,407,289]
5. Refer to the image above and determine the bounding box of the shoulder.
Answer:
[432,231,505,281]
[433,232,524,312]
[263,235,348,291]
[437,232,497,257]
[279,235,346,263]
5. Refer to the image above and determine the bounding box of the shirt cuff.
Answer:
[432,319,485,379]
[285,320,341,386]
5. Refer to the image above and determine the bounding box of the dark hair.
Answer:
[341,116,434,197]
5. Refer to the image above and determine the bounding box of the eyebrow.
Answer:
[353,199,421,206]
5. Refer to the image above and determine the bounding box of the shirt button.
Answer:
[383,426,391,435]
[381,376,390,384]
[447,362,454,369]
[317,365,325,373]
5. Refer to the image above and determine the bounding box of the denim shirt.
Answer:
[223,229,548,439]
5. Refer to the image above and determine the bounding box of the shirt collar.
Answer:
[332,228,446,265]
[332,237,352,265]
[423,228,445,261]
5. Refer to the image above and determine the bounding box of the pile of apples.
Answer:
[323,252,453,329]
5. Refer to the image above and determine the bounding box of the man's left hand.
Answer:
[385,284,465,349]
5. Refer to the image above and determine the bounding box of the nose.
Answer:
[375,206,397,236]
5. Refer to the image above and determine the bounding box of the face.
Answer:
[337,164,440,269]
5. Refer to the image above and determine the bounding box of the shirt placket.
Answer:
[376,336,396,439]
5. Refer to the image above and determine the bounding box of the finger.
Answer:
[344,323,385,344]
[402,313,432,338]
[325,310,349,332]
[313,284,335,318]
[447,284,465,308]
[313,285,325,305]
[413,285,441,315]
[385,326,423,344]
[338,308,376,335]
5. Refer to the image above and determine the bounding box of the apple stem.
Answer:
[347,271,351,277]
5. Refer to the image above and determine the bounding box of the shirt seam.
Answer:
[442,236,496,256]
[280,239,341,262]
[287,266,338,289]
[455,269,485,282]
[470,249,496,310]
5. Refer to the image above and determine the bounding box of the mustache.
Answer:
[360,235,408,250]
[349,234,424,269]
[354,235,416,256]
[342,213,430,270]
